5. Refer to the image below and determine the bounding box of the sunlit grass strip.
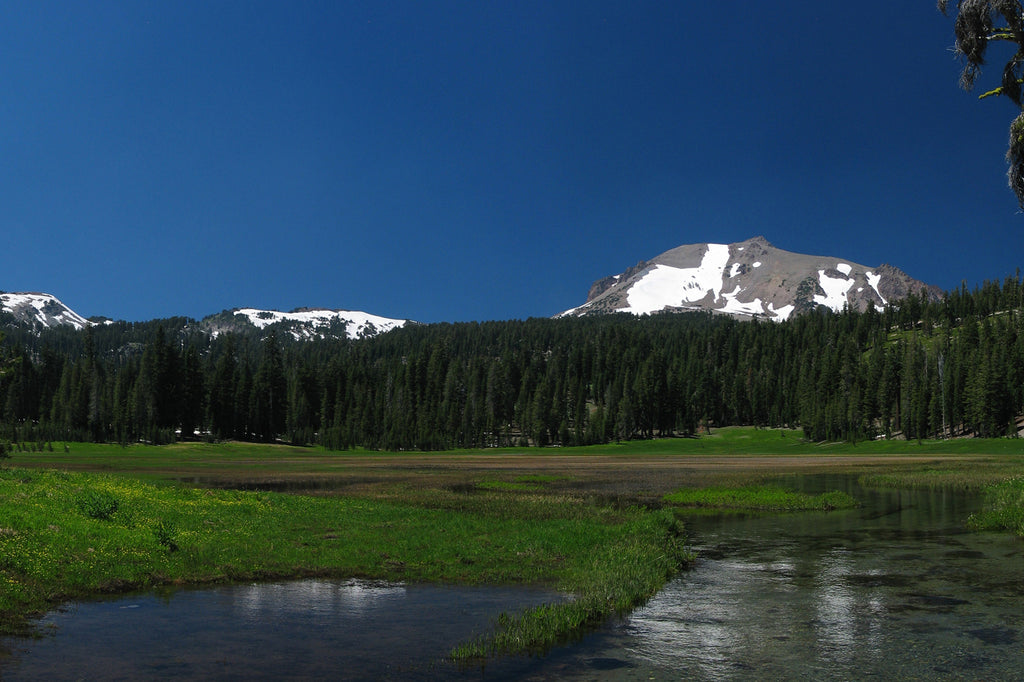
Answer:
[477,480,542,492]
[12,429,1024,480]
[476,474,570,492]
[0,466,691,657]
[967,477,1024,536]
[451,510,690,660]
[662,485,858,512]
[859,462,1024,492]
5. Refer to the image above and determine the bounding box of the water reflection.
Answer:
[549,476,1024,680]
[0,579,562,681]
[232,579,406,617]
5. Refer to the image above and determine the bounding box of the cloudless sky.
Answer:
[1,2,1021,323]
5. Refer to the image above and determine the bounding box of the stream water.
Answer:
[3,475,1023,680]
[533,475,1024,680]
[0,579,563,680]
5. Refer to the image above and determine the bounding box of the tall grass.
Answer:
[452,510,688,658]
[663,485,858,512]
[859,460,1024,491]
[967,477,1024,535]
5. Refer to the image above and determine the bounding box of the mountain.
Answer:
[200,307,410,340]
[1,292,409,341]
[0,292,92,330]
[558,236,942,320]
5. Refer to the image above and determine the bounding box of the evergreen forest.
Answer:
[2,275,1024,450]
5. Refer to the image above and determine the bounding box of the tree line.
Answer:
[1,274,1024,449]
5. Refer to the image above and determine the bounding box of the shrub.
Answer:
[76,489,120,521]
[152,520,179,552]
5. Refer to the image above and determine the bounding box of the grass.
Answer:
[968,477,1024,535]
[11,427,1024,476]
[4,426,1024,660]
[452,508,688,658]
[859,461,1024,492]
[559,427,1024,456]
[0,465,691,659]
[663,485,859,512]
[476,474,570,492]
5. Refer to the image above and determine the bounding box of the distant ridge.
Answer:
[201,307,409,340]
[558,236,940,320]
[1,292,409,341]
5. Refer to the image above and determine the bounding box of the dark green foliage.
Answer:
[939,1,1024,206]
[664,486,859,512]
[252,332,286,442]
[2,276,1024,447]
[152,519,179,552]
[76,489,120,521]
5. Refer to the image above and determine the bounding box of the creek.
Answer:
[535,474,1024,680]
[3,475,1023,680]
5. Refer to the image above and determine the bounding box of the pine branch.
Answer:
[979,78,1024,99]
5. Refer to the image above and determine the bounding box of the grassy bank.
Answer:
[858,460,1024,492]
[0,466,690,658]
[967,477,1024,535]
[663,485,859,512]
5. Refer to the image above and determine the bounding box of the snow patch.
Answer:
[0,292,91,330]
[752,261,762,268]
[233,308,407,340]
[622,244,730,314]
[720,287,766,317]
[729,263,742,278]
[555,300,594,317]
[836,263,852,276]
[865,271,887,308]
[814,270,855,311]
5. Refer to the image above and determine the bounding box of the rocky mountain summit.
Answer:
[559,236,940,320]
[0,292,93,331]
[200,307,409,340]
[1,292,409,341]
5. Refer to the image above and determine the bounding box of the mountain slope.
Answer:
[559,236,940,320]
[200,307,410,340]
[0,292,92,330]
[1,291,408,341]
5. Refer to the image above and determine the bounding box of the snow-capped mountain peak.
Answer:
[0,292,91,330]
[1,291,408,341]
[205,307,409,340]
[559,237,939,320]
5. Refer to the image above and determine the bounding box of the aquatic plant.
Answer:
[662,485,858,512]
[451,510,691,659]
[968,476,1024,535]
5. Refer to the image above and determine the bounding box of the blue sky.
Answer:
[1,2,1021,323]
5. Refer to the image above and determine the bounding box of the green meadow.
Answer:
[0,461,689,659]
[3,426,1024,660]
[9,426,1024,474]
